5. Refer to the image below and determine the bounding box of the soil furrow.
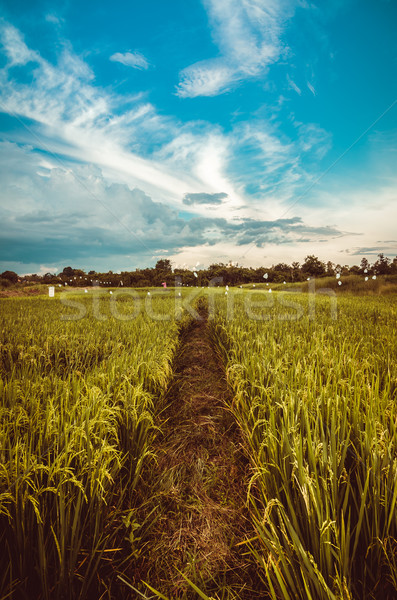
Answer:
[134,300,264,599]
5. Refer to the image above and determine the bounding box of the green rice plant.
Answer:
[211,290,397,599]
[0,291,184,599]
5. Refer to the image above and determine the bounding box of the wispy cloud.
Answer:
[295,122,332,159]
[176,0,297,97]
[177,63,234,98]
[287,74,301,95]
[0,22,205,208]
[0,22,39,66]
[110,51,149,70]
[45,14,63,26]
[226,120,304,214]
[0,18,329,222]
[307,81,316,95]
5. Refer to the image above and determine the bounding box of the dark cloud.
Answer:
[16,211,85,225]
[0,207,348,270]
[182,192,228,206]
[349,246,397,256]
[0,142,349,272]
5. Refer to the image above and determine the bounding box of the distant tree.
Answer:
[373,253,390,275]
[291,261,301,282]
[349,265,360,275]
[341,264,350,275]
[269,263,289,283]
[334,264,342,275]
[1,270,18,283]
[226,264,242,285]
[136,278,151,287]
[120,271,132,286]
[155,259,172,273]
[301,255,326,277]
[207,263,228,284]
[0,278,12,288]
[359,258,370,274]
[62,266,75,278]
[273,263,290,273]
[43,272,58,283]
[29,253,397,289]
[132,268,155,287]
[326,261,335,276]
[268,263,287,282]
[253,266,267,282]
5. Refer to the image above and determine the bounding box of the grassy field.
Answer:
[1,287,396,599]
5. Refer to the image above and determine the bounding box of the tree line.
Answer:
[1,254,397,288]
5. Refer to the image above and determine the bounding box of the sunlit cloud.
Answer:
[176,0,298,97]
[110,51,150,70]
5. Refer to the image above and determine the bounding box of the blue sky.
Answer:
[0,0,396,274]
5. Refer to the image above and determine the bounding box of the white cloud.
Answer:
[37,264,59,275]
[307,81,316,95]
[152,128,246,216]
[0,22,206,209]
[176,62,234,98]
[45,14,63,26]
[295,122,332,159]
[0,23,39,66]
[287,74,301,95]
[206,0,286,67]
[0,18,324,225]
[110,51,149,70]
[176,0,297,97]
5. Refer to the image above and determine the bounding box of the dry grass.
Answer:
[131,299,264,599]
[0,286,43,297]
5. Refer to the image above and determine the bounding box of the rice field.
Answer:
[1,287,397,599]
[0,290,183,599]
[211,290,397,599]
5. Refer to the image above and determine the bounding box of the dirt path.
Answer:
[133,301,264,599]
